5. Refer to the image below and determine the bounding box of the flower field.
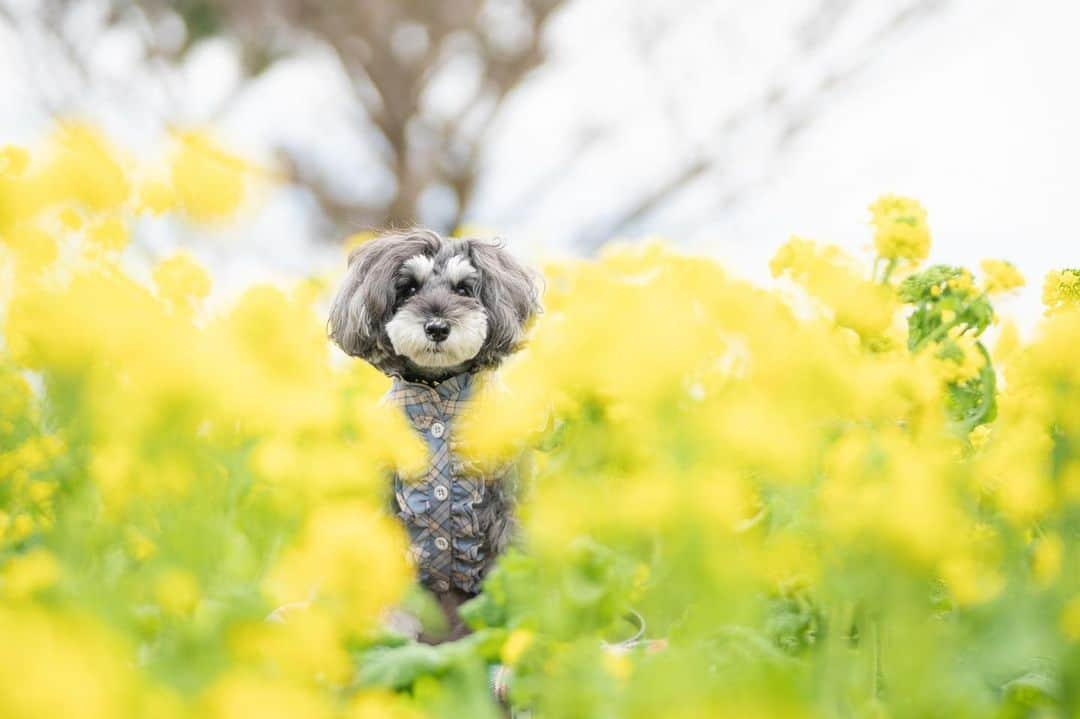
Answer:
[2,126,1080,718]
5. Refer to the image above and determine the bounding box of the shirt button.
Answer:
[434,537,449,551]
[433,486,449,501]
[430,421,445,438]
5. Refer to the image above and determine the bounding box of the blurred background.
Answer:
[1,0,1076,323]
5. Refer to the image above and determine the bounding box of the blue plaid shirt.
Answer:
[388,371,517,596]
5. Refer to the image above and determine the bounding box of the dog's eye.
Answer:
[398,281,418,299]
[453,285,472,297]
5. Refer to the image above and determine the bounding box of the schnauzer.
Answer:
[328,229,539,641]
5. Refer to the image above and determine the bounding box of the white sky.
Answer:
[472,0,1080,326]
[1,0,1077,326]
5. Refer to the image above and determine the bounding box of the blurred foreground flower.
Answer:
[3,127,1080,719]
[869,194,930,270]
[170,131,250,222]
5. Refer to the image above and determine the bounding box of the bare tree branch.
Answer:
[577,0,948,252]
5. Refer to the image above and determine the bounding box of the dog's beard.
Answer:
[386,306,488,369]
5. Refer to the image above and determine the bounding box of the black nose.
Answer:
[424,318,450,342]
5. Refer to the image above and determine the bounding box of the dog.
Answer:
[328,229,540,642]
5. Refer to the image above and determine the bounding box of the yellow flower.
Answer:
[40,123,130,213]
[968,424,992,451]
[3,225,58,273]
[125,528,157,561]
[0,608,137,719]
[1,547,60,599]
[602,650,632,681]
[344,691,423,719]
[58,207,83,230]
[980,259,1025,294]
[501,628,535,666]
[10,514,34,542]
[770,235,897,339]
[230,607,353,685]
[1031,534,1063,586]
[1043,269,1080,315]
[154,569,201,617]
[87,216,129,252]
[993,319,1021,364]
[265,503,411,634]
[1063,596,1080,641]
[0,145,30,177]
[6,165,1080,718]
[934,334,986,384]
[138,179,177,215]
[947,270,974,293]
[202,673,333,719]
[171,131,249,222]
[27,481,55,504]
[940,553,1004,606]
[154,252,212,308]
[869,194,930,264]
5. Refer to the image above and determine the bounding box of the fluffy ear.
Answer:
[328,231,439,361]
[468,238,542,366]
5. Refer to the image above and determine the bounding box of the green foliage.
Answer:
[899,265,994,351]
[461,540,640,641]
[899,264,998,429]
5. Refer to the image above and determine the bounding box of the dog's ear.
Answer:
[328,231,440,360]
[467,239,542,364]
[328,239,388,359]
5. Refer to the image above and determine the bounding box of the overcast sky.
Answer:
[1,0,1076,327]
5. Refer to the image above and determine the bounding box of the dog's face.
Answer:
[329,231,540,382]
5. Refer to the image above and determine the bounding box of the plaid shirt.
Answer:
[388,371,517,596]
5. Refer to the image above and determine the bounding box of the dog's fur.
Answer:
[327,229,539,642]
[328,229,539,384]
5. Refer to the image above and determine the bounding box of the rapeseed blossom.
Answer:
[153,252,213,311]
[869,194,930,267]
[170,131,250,222]
[1043,268,1080,315]
[2,126,1080,718]
[980,258,1025,294]
[0,127,421,716]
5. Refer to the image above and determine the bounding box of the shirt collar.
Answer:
[387,370,476,420]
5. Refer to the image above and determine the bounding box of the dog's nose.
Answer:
[424,318,450,342]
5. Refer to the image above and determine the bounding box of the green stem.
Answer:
[912,297,979,353]
[912,317,960,353]
[957,343,997,433]
[822,601,858,715]
[872,619,883,700]
[880,258,898,285]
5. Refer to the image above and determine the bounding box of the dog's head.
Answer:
[328,230,541,382]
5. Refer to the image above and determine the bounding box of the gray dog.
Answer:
[328,229,539,641]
